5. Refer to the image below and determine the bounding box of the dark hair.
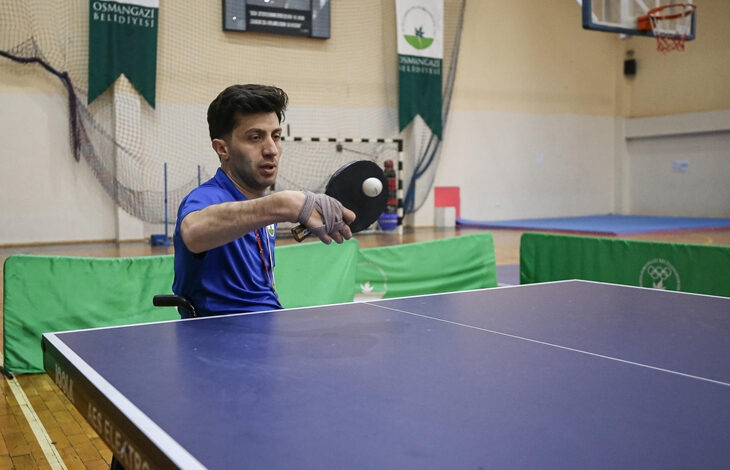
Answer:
[207,84,288,140]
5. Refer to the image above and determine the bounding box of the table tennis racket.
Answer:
[291,160,388,242]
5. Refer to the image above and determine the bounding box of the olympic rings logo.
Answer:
[646,265,672,281]
[639,258,680,291]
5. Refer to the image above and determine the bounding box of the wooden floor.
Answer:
[1,227,729,469]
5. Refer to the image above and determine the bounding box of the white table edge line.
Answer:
[44,334,208,469]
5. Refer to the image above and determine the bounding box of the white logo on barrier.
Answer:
[639,258,681,291]
[355,262,388,301]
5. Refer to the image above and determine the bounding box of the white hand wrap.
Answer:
[297,191,346,238]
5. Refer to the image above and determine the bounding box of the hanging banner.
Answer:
[88,0,159,107]
[396,0,443,138]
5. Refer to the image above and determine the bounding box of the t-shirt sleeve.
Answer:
[178,186,229,221]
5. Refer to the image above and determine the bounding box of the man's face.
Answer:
[216,112,282,197]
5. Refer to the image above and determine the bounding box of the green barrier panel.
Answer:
[355,233,497,300]
[274,239,360,308]
[3,254,179,374]
[3,242,360,374]
[520,232,730,297]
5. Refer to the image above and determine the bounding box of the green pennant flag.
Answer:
[88,0,159,107]
[396,0,443,138]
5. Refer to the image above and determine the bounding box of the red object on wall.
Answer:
[434,186,460,219]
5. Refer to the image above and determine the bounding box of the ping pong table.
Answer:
[42,280,730,469]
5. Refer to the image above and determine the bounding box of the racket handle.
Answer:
[291,224,310,242]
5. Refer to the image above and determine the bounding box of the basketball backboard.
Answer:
[580,0,696,40]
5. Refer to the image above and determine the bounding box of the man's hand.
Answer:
[296,191,356,244]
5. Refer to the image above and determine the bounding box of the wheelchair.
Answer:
[152,294,198,318]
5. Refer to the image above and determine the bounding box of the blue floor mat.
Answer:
[457,215,730,235]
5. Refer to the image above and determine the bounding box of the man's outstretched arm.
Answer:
[180,190,355,253]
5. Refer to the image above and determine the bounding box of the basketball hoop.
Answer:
[637,3,696,53]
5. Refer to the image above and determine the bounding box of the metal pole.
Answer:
[164,162,169,244]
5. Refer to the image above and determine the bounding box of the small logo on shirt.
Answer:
[267,224,275,237]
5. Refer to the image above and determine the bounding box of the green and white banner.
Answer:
[396,0,443,138]
[88,0,159,107]
[520,233,730,297]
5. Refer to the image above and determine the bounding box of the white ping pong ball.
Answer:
[362,177,383,198]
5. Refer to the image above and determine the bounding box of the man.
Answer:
[172,84,356,317]
[115,83,352,470]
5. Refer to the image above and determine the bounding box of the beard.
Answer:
[226,147,278,195]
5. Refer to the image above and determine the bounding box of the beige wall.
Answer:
[453,1,620,116]
[624,0,730,117]
[155,1,399,109]
[7,0,723,117]
[1,0,728,244]
[617,0,730,217]
[429,0,729,224]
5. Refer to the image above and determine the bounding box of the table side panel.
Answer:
[41,334,197,470]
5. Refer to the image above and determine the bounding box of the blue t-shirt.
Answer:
[172,168,281,317]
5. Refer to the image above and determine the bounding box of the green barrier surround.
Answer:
[3,235,498,374]
[520,232,730,297]
[355,232,497,300]
[274,239,360,308]
[3,255,180,374]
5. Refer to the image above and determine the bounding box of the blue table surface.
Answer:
[45,280,730,469]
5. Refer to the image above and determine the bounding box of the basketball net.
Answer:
[638,3,696,53]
